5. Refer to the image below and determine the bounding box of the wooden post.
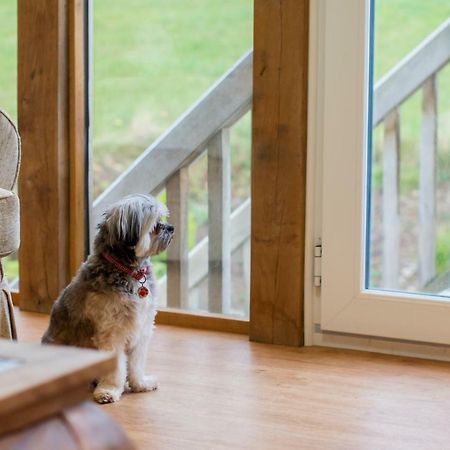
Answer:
[207,129,231,314]
[18,0,70,312]
[382,110,400,289]
[242,239,251,311]
[419,76,437,288]
[69,0,88,276]
[166,169,189,309]
[250,0,309,346]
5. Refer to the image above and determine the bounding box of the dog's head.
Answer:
[95,194,174,261]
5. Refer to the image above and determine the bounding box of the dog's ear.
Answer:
[104,202,142,248]
[126,208,144,247]
[134,203,159,257]
[134,217,155,257]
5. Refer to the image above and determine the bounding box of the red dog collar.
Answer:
[102,252,151,298]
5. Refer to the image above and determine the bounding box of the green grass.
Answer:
[437,229,450,274]
[374,0,450,79]
[0,0,17,122]
[2,254,18,280]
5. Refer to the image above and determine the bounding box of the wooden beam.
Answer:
[18,0,86,311]
[250,0,309,346]
[18,0,70,312]
[156,308,248,335]
[69,0,88,276]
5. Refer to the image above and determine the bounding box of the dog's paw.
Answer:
[128,375,158,393]
[93,386,122,404]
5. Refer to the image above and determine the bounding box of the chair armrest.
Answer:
[0,189,20,257]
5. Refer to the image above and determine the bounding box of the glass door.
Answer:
[320,0,450,344]
[89,1,253,318]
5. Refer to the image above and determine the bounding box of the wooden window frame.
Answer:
[15,0,309,346]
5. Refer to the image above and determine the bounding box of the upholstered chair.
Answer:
[0,109,20,339]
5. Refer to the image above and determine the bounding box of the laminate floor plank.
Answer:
[16,309,450,450]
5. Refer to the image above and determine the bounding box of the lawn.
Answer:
[0,0,449,291]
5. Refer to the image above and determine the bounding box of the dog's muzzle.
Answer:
[154,222,175,247]
[155,222,174,234]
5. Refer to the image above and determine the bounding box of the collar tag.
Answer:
[138,286,149,298]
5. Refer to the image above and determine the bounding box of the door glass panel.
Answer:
[367,1,450,296]
[92,1,252,317]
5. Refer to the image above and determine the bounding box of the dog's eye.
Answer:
[153,222,162,234]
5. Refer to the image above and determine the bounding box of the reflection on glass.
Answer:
[367,1,450,296]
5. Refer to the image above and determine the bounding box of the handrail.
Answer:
[92,50,253,233]
[373,18,450,126]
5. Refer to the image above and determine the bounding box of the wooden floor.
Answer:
[15,310,450,450]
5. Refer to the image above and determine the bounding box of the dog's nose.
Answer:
[166,224,175,233]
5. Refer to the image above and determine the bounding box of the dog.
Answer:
[42,194,174,404]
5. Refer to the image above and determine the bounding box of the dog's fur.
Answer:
[42,194,173,404]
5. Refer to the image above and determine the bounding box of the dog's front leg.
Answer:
[93,350,127,403]
[127,336,158,393]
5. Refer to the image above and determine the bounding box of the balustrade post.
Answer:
[207,129,231,314]
[242,239,251,307]
[382,110,400,289]
[166,168,189,309]
[419,76,437,288]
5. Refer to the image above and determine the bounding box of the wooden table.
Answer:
[0,341,134,449]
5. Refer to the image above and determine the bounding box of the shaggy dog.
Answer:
[42,194,174,404]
